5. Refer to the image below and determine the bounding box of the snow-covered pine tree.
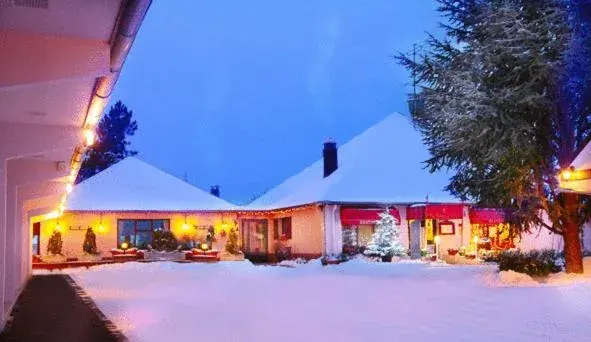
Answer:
[398,0,590,273]
[364,210,405,261]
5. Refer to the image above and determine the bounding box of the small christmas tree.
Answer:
[225,228,240,254]
[364,209,405,261]
[47,230,63,256]
[151,229,178,252]
[206,226,216,246]
[82,227,98,254]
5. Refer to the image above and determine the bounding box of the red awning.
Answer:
[469,208,506,225]
[406,204,465,220]
[341,208,401,226]
[406,206,425,220]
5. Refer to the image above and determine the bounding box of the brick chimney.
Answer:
[210,185,220,197]
[323,138,338,178]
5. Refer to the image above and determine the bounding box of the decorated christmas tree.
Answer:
[151,229,178,252]
[225,228,239,254]
[82,227,98,254]
[364,210,405,261]
[47,230,63,256]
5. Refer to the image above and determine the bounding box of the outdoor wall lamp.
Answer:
[560,166,575,181]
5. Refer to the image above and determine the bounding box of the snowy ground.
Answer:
[41,259,591,342]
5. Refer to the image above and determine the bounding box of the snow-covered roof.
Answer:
[67,157,237,211]
[248,113,460,209]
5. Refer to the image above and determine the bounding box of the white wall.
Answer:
[394,205,409,250]
[517,228,563,251]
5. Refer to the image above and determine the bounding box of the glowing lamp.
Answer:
[66,183,73,193]
[221,223,229,230]
[83,129,96,146]
[97,224,106,233]
[46,211,60,220]
[472,235,479,243]
[55,224,62,233]
[200,243,209,251]
[121,242,129,250]
[434,235,441,244]
[181,223,191,232]
[560,167,574,181]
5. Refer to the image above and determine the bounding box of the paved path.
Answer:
[0,274,125,342]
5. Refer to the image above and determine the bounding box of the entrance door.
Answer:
[409,220,422,259]
[32,222,41,256]
[240,219,268,260]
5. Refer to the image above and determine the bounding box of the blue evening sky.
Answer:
[111,1,443,204]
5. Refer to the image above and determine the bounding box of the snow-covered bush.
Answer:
[363,210,406,261]
[497,249,563,277]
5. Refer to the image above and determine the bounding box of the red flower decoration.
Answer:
[220,230,227,238]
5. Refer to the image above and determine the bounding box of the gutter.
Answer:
[69,0,152,187]
[84,0,153,127]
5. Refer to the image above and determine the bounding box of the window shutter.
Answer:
[273,219,279,240]
[283,218,292,239]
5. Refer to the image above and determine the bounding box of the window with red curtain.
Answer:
[281,217,292,239]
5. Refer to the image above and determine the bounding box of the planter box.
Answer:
[343,246,357,254]
[113,255,140,263]
[185,250,220,262]
[322,258,341,265]
[78,254,104,262]
[42,255,68,263]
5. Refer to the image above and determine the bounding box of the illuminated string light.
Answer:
[83,129,96,146]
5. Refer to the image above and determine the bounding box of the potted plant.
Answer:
[447,248,459,256]
[275,234,291,262]
[429,254,437,262]
[382,253,394,262]
[343,245,357,255]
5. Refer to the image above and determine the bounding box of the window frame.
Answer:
[116,219,171,248]
[273,217,292,240]
[438,220,456,235]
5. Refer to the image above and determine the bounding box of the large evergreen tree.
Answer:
[398,0,591,273]
[76,100,138,183]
